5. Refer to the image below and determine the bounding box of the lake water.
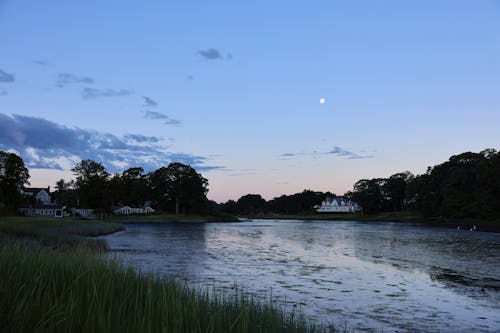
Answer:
[103,220,500,332]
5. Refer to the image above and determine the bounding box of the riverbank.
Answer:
[0,216,125,250]
[0,217,333,332]
[249,212,500,233]
[112,213,239,224]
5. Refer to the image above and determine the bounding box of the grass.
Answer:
[0,243,334,333]
[0,217,336,332]
[113,213,239,223]
[0,216,125,251]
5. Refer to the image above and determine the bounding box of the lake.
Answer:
[103,220,500,332]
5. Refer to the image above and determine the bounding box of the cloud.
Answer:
[0,69,15,83]
[280,152,306,157]
[142,96,158,107]
[0,90,7,96]
[33,60,51,66]
[324,146,374,159]
[124,134,162,143]
[198,48,224,60]
[186,75,194,80]
[142,110,182,126]
[56,73,95,87]
[0,113,220,173]
[82,88,133,99]
[281,146,374,160]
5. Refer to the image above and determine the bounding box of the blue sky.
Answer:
[0,0,499,202]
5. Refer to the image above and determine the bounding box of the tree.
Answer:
[384,172,414,212]
[120,167,149,206]
[236,194,267,215]
[150,163,208,214]
[350,178,386,214]
[71,160,110,209]
[0,151,30,206]
[53,178,78,206]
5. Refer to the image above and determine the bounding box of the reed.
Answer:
[0,217,124,251]
[0,242,334,333]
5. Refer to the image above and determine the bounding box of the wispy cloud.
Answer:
[324,146,374,159]
[186,75,194,80]
[0,69,15,83]
[124,134,162,143]
[220,168,258,177]
[280,152,306,157]
[33,60,51,66]
[82,88,133,99]
[142,96,158,107]
[56,73,95,87]
[197,48,227,60]
[281,146,374,160]
[142,110,182,126]
[0,90,7,96]
[0,113,220,172]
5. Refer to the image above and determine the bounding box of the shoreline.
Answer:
[246,213,500,233]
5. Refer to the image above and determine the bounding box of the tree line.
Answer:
[216,148,500,220]
[216,190,336,216]
[2,148,499,219]
[0,152,209,215]
[345,149,500,219]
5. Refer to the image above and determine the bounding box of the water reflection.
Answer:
[103,220,500,332]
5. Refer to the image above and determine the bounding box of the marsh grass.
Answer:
[0,217,335,332]
[0,243,334,333]
[0,217,124,251]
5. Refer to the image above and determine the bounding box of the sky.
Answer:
[0,0,499,203]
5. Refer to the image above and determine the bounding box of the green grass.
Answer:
[0,216,336,332]
[113,213,239,223]
[0,242,334,332]
[0,216,124,251]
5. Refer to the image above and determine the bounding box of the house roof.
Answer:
[20,204,65,209]
[323,196,358,206]
[22,187,50,195]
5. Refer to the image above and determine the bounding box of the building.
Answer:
[19,204,66,218]
[316,197,361,213]
[20,187,51,205]
[71,208,96,218]
[112,205,155,215]
[18,186,66,217]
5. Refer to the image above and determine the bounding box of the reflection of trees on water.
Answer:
[106,224,208,277]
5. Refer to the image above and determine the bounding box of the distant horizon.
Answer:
[1,1,498,203]
[22,145,496,203]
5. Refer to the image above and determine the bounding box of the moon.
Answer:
[319,98,326,104]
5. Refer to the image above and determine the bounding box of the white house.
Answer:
[20,187,51,205]
[112,205,155,215]
[71,208,96,218]
[316,197,361,213]
[19,204,66,218]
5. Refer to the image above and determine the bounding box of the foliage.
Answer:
[150,163,209,214]
[218,190,334,216]
[0,243,334,333]
[408,149,500,219]
[347,148,500,219]
[51,161,210,215]
[0,151,30,206]
[72,160,111,210]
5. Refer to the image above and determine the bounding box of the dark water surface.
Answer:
[103,220,500,332]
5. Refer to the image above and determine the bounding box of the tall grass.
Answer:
[0,243,334,333]
[0,217,124,251]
